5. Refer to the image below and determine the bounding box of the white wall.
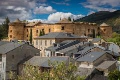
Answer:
[108,43,120,53]
[79,62,93,68]
[34,39,55,57]
[1,54,6,80]
[45,50,51,57]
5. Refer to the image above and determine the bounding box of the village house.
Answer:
[76,51,117,76]
[18,56,69,76]
[0,41,39,80]
[33,32,87,57]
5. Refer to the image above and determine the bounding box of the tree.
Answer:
[68,17,71,21]
[42,29,45,35]
[29,29,32,44]
[108,69,120,80]
[92,29,96,38]
[39,30,43,36]
[107,32,120,46]
[9,61,85,80]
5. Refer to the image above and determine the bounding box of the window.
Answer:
[10,35,12,38]
[50,40,52,45]
[10,30,12,33]
[12,55,14,59]
[27,29,29,32]
[61,26,64,30]
[27,34,28,37]
[45,40,47,46]
[36,40,38,45]
[36,30,38,33]
[88,29,90,32]
[49,29,51,32]
[41,40,42,45]
[104,29,106,32]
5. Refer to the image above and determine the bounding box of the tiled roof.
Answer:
[91,38,101,43]
[0,41,9,46]
[76,51,105,62]
[100,23,109,26]
[96,61,116,70]
[35,32,87,39]
[0,42,25,54]
[25,56,69,67]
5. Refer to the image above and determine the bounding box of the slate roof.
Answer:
[100,23,109,26]
[0,41,9,46]
[96,61,116,70]
[0,42,25,54]
[26,56,69,67]
[14,18,21,23]
[105,50,120,57]
[76,51,105,62]
[91,38,101,43]
[35,32,87,39]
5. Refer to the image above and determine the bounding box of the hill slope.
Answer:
[76,10,120,32]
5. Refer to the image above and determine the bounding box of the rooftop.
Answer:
[0,42,25,54]
[25,56,69,67]
[35,32,87,39]
[100,23,109,27]
[96,61,116,70]
[76,51,105,62]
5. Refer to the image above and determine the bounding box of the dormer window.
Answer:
[61,26,64,30]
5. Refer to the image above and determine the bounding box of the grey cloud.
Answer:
[81,0,120,11]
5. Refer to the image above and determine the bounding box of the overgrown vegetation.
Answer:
[108,69,120,80]
[0,17,10,40]
[107,32,120,46]
[9,61,85,80]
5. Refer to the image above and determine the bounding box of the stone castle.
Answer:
[8,18,112,41]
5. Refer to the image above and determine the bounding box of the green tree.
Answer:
[39,30,43,36]
[108,69,120,80]
[92,29,96,38]
[107,32,120,46]
[29,29,32,44]
[42,29,45,35]
[9,61,85,80]
[68,17,71,21]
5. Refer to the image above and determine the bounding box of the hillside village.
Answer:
[0,18,120,80]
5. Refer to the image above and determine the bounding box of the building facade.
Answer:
[8,18,101,41]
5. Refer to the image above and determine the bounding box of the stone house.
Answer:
[18,56,69,76]
[33,32,88,57]
[76,51,117,76]
[0,41,39,80]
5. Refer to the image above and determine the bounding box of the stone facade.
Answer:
[8,19,98,41]
[8,19,112,41]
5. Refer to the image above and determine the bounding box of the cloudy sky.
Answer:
[0,0,120,23]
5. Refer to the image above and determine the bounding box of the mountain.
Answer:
[76,10,120,33]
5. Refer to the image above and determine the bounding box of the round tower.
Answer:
[8,19,25,41]
[100,23,112,38]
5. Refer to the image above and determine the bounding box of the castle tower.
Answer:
[100,23,112,38]
[8,19,25,41]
